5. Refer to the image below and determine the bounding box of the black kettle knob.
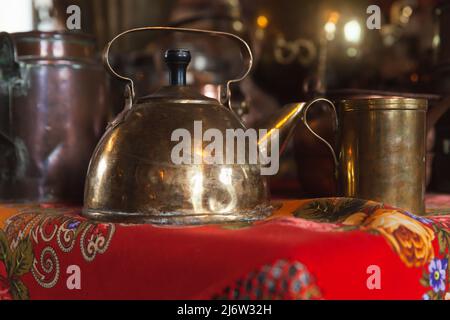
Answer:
[164,49,191,86]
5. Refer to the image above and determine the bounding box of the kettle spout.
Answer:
[257,102,307,156]
[257,98,338,173]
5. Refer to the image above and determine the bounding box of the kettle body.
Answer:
[83,27,274,225]
[83,85,272,224]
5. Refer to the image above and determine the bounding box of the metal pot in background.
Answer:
[0,31,114,204]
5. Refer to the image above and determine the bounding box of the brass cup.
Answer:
[304,97,427,215]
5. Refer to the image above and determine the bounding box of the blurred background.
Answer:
[1,0,450,200]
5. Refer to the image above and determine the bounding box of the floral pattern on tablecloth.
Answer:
[0,198,448,300]
[0,204,114,298]
[0,229,33,300]
[293,198,449,300]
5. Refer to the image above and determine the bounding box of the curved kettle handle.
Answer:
[301,98,339,178]
[103,26,253,109]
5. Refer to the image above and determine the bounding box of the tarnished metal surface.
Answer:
[0,31,111,203]
[83,87,273,225]
[83,27,275,225]
[338,98,427,215]
[300,97,428,215]
[291,96,428,214]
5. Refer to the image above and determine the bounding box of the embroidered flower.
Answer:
[428,258,448,293]
[343,209,435,267]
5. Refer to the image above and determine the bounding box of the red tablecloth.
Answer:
[0,198,448,300]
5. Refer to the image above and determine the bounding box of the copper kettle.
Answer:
[82,27,334,225]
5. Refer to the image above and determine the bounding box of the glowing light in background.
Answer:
[232,20,243,32]
[324,11,339,41]
[328,11,340,24]
[400,6,413,24]
[346,47,358,57]
[324,22,336,34]
[256,15,269,29]
[324,22,336,40]
[402,6,413,17]
[432,35,440,49]
[193,55,207,70]
[344,20,362,43]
